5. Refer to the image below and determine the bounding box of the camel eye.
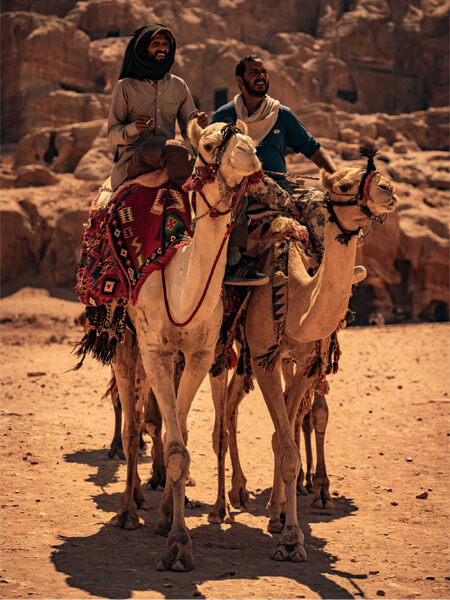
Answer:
[203,144,213,151]
[379,184,389,190]
[339,183,352,192]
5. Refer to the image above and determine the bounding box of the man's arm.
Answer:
[309,147,337,174]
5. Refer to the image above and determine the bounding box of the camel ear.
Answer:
[321,169,334,191]
[188,117,202,150]
[236,119,248,136]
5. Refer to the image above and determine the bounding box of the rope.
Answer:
[161,224,232,328]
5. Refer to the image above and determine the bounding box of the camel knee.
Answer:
[165,444,190,483]
[279,444,300,483]
[312,407,328,434]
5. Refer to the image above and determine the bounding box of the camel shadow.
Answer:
[63,445,153,488]
[51,486,366,599]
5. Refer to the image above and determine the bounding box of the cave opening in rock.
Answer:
[43,134,58,165]
[337,89,358,103]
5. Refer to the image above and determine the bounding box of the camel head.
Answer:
[187,119,261,187]
[320,143,398,238]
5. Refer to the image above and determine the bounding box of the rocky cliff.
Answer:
[1,0,448,324]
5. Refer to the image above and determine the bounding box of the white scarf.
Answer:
[233,94,280,145]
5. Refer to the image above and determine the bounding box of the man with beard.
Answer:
[108,24,207,191]
[212,56,337,285]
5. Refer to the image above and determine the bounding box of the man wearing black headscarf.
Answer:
[107,24,207,190]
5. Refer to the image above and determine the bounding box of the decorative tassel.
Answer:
[228,347,238,370]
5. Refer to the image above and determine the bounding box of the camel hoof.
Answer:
[155,530,194,571]
[271,542,307,562]
[311,497,335,510]
[228,486,249,509]
[109,511,140,530]
[208,511,224,524]
[208,504,234,524]
[146,470,166,490]
[267,519,284,534]
[154,520,172,537]
[107,448,125,460]
[296,482,309,496]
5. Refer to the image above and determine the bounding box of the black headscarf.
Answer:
[119,24,176,81]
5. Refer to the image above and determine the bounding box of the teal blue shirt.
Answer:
[211,101,320,181]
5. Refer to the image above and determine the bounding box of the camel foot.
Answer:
[296,479,309,496]
[107,445,125,461]
[272,543,307,562]
[154,518,172,537]
[155,528,194,572]
[271,525,307,562]
[146,469,166,490]
[208,502,233,524]
[228,484,249,509]
[110,510,140,530]
[311,485,335,510]
[267,518,284,534]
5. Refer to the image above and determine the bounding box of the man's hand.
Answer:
[192,108,209,129]
[135,116,154,132]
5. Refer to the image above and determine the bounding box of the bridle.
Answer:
[183,123,263,226]
[324,169,387,245]
[162,123,263,328]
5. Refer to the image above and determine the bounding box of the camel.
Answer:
[208,150,398,562]
[108,119,262,571]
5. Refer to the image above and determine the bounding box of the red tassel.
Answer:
[228,347,238,370]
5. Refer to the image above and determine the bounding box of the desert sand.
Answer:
[0,286,449,599]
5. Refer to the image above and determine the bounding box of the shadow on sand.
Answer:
[53,447,367,599]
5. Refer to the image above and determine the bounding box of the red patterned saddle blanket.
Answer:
[75,181,192,307]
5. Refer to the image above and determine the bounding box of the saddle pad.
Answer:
[75,182,192,307]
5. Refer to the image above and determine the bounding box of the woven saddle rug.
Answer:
[73,171,192,369]
[76,171,192,308]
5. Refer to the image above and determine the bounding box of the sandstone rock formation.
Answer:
[1,0,448,323]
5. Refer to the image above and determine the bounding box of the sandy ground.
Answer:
[0,287,449,600]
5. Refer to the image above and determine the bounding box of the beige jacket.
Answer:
[107,73,195,189]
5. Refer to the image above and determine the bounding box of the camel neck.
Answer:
[286,218,358,343]
[162,184,232,325]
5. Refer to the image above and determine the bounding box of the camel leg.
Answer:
[208,369,232,524]
[108,388,125,460]
[252,360,307,562]
[300,409,314,494]
[282,360,308,496]
[140,347,212,571]
[144,388,166,490]
[110,335,148,530]
[310,393,334,510]
[227,371,250,510]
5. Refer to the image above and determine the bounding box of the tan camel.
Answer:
[109,119,261,572]
[209,157,398,562]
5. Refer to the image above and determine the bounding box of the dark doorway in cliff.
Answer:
[348,284,376,326]
[214,89,227,110]
[337,89,358,103]
[106,30,120,38]
[43,134,58,165]
[420,301,449,323]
